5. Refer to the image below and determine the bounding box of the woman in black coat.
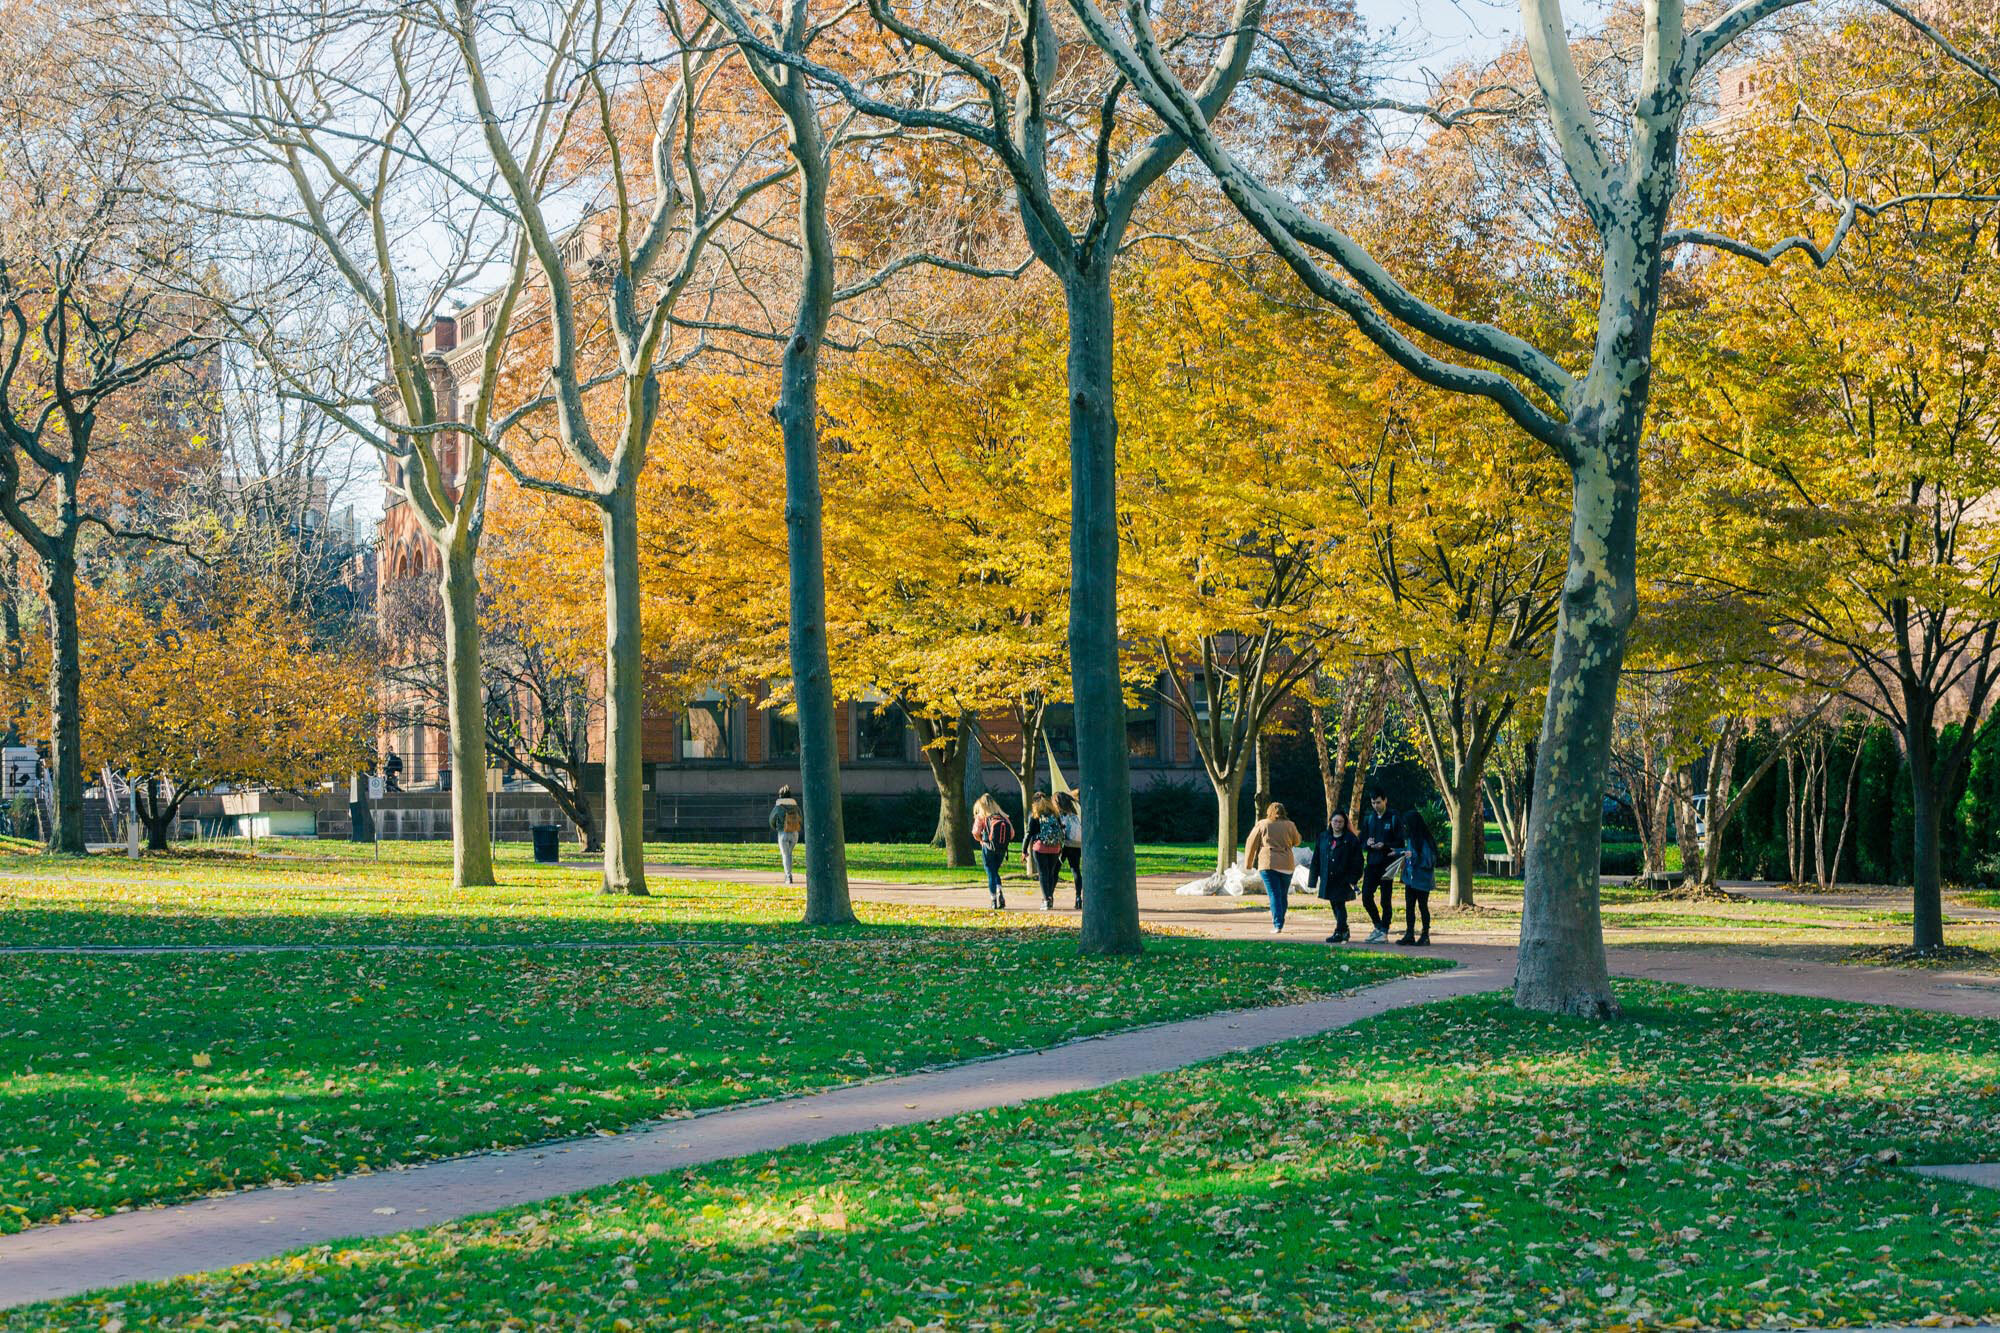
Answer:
[1308,811,1364,944]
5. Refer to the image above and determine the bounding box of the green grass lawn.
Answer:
[24,980,1996,1331]
[0,856,1433,1233]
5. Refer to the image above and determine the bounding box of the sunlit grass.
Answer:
[0,855,1435,1231]
[27,982,1997,1331]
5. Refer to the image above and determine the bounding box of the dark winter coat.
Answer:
[1359,808,1402,864]
[1309,829,1363,901]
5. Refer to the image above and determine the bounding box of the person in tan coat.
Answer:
[1242,802,1302,933]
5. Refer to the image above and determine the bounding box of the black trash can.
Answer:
[530,824,562,864]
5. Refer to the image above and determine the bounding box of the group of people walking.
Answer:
[771,782,1437,947]
[973,789,1082,911]
[1242,792,1437,945]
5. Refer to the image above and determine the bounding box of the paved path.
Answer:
[1916,1163,2000,1190]
[0,961,1506,1310]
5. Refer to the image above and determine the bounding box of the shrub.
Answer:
[1600,847,1643,877]
[841,789,938,843]
[1133,777,1216,843]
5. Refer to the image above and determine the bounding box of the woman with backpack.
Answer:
[972,792,1014,909]
[769,785,803,885]
[1307,810,1363,944]
[1055,790,1084,910]
[1397,809,1439,947]
[1241,801,1302,933]
[1022,793,1067,911]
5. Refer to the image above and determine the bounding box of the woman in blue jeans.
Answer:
[1241,802,1302,933]
[972,793,1013,909]
[1396,809,1439,946]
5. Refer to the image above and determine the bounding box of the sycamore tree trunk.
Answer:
[1064,269,1139,954]
[599,487,648,896]
[439,543,496,888]
[1515,438,1637,1018]
[42,544,85,855]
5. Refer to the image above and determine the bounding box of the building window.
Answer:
[767,710,800,763]
[1042,704,1079,767]
[1043,699,1161,763]
[854,699,908,762]
[679,693,735,762]
[1127,687,1164,761]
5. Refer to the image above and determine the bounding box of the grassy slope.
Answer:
[0,860,1431,1231]
[24,982,1997,1332]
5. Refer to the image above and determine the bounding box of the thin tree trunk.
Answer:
[1808,732,1832,890]
[1448,763,1483,908]
[1673,773,1700,882]
[1824,730,1863,892]
[1212,766,1243,874]
[918,713,976,867]
[1064,269,1139,955]
[1310,700,1338,825]
[525,768,599,855]
[1514,443,1634,1019]
[1346,679,1390,826]
[42,545,85,856]
[1792,748,1808,880]
[439,542,495,888]
[598,487,648,896]
[1906,720,1946,953]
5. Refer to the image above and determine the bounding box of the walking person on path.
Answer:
[972,793,1014,909]
[1358,791,1402,942]
[1022,794,1066,911]
[769,786,804,884]
[1056,790,1084,911]
[1308,810,1363,944]
[1242,802,1303,934]
[1396,809,1438,947]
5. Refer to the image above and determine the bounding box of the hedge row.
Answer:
[1717,717,2000,887]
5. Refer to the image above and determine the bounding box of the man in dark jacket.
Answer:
[1358,791,1402,942]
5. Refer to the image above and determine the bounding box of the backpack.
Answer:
[984,813,1013,847]
[1031,815,1064,852]
[783,806,802,835]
